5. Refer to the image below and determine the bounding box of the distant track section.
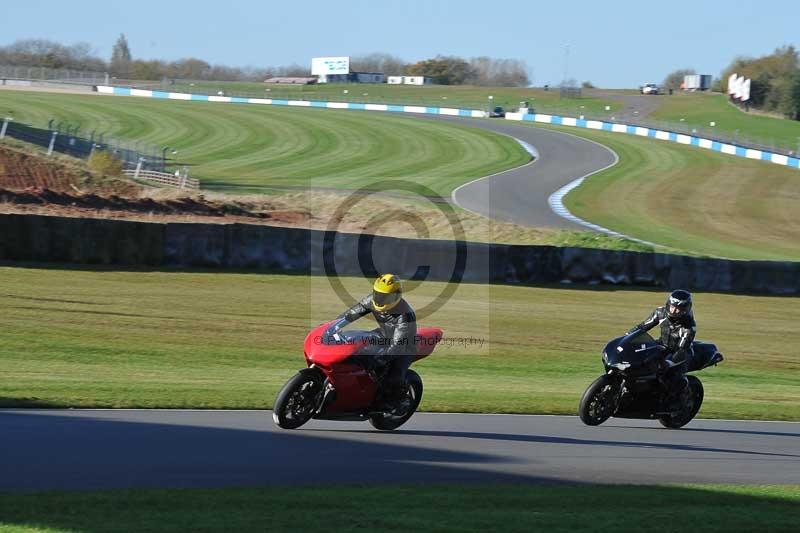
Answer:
[439,117,617,230]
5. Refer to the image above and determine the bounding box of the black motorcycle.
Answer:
[579,328,724,429]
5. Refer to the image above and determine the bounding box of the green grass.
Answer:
[140,82,800,150]
[141,82,800,149]
[529,123,800,261]
[0,90,528,196]
[2,266,799,420]
[650,92,800,149]
[133,80,623,115]
[1,484,799,532]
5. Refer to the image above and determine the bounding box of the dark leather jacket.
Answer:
[633,306,696,362]
[340,295,417,357]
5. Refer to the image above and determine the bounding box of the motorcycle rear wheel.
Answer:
[659,375,704,429]
[369,370,423,431]
[579,374,618,426]
[273,369,324,430]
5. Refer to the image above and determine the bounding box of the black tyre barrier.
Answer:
[1,214,798,295]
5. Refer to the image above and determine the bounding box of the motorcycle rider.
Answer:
[337,274,417,413]
[629,289,696,410]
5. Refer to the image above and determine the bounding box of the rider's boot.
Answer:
[383,383,410,416]
[667,375,690,412]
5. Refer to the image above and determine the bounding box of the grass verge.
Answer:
[229,190,654,250]
[1,484,798,532]
[1,266,798,420]
[650,91,800,148]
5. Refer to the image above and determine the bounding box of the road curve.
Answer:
[3,409,798,491]
[432,117,617,230]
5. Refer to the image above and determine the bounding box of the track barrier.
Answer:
[1,214,797,295]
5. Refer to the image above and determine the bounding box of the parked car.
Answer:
[489,106,506,118]
[640,83,660,95]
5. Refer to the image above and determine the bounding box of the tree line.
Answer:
[0,39,106,71]
[663,46,800,120]
[720,46,800,119]
[0,36,530,87]
[0,36,333,81]
[353,53,529,86]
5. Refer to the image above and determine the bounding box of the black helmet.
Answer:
[666,289,692,320]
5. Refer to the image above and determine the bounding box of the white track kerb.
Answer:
[96,86,800,233]
[542,129,657,246]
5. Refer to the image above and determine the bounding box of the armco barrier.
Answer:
[1,214,798,295]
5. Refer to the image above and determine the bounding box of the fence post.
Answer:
[47,131,58,156]
[134,157,144,179]
[0,117,11,139]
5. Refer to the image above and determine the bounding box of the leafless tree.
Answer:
[351,53,406,75]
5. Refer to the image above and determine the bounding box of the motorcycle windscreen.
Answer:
[605,329,663,370]
[304,322,378,366]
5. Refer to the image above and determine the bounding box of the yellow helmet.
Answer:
[372,274,402,312]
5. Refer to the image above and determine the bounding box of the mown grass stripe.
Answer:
[0,91,529,197]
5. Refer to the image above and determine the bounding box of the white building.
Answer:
[386,76,438,86]
[403,76,436,85]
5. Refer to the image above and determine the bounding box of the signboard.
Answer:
[741,78,751,102]
[728,73,737,94]
[311,56,350,76]
[733,75,744,99]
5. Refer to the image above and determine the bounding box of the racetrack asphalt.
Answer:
[439,117,618,230]
[3,409,798,491]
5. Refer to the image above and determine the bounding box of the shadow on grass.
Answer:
[3,259,798,298]
[0,483,798,532]
[0,260,708,296]
[0,293,111,306]
[0,260,314,278]
[0,397,65,408]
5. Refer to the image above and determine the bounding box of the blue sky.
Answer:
[3,0,798,88]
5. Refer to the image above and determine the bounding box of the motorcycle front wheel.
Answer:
[369,370,423,431]
[579,374,619,426]
[273,369,324,430]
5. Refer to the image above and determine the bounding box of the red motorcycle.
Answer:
[273,319,443,431]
